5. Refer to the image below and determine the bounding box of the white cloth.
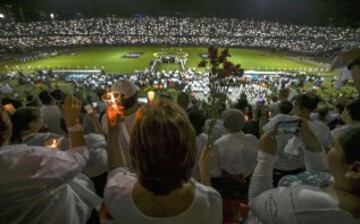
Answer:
[104,168,223,224]
[0,144,102,224]
[247,150,358,224]
[24,133,108,178]
[40,105,66,135]
[210,132,259,177]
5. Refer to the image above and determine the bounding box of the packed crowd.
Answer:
[0,51,360,224]
[1,16,360,55]
[0,68,326,107]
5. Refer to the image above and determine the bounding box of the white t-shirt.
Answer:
[24,132,108,178]
[210,132,259,177]
[104,168,223,224]
[40,105,66,136]
[309,120,332,149]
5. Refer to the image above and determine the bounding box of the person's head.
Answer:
[177,92,190,111]
[294,92,320,118]
[341,99,360,124]
[279,101,293,115]
[328,126,360,197]
[38,91,53,105]
[234,99,249,112]
[129,99,196,196]
[318,105,329,122]
[1,97,22,109]
[111,79,139,110]
[188,109,206,136]
[11,107,43,143]
[0,108,12,146]
[222,109,245,133]
[278,88,290,101]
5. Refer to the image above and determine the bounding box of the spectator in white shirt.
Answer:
[38,90,66,135]
[101,79,142,171]
[104,99,222,224]
[11,107,108,178]
[263,100,305,184]
[294,93,332,150]
[210,109,259,178]
[247,123,360,224]
[0,96,102,224]
[332,99,360,139]
[268,88,289,118]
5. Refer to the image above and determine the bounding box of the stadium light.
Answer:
[0,13,5,19]
[50,13,55,19]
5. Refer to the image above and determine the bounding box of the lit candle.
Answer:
[147,90,155,102]
[3,103,15,114]
[45,138,60,149]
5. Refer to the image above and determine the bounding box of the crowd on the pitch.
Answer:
[1,16,360,55]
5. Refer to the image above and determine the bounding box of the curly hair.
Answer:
[129,99,196,196]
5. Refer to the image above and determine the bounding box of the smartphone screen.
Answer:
[276,120,301,135]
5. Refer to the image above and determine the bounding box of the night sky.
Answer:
[1,0,359,26]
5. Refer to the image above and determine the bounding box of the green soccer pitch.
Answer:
[0,46,327,74]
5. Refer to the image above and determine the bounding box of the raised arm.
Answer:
[248,129,277,202]
[300,120,328,172]
[106,105,128,171]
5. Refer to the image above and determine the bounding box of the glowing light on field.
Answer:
[50,13,55,19]
[0,13,5,19]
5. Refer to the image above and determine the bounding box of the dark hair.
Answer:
[130,99,196,196]
[38,91,52,105]
[11,107,41,143]
[121,92,138,110]
[279,101,293,115]
[1,97,22,109]
[0,109,10,145]
[234,99,248,111]
[177,92,190,110]
[318,106,329,122]
[346,99,360,122]
[338,126,360,166]
[188,108,206,136]
[278,88,290,100]
[295,92,320,112]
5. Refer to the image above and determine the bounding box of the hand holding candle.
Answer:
[103,91,124,127]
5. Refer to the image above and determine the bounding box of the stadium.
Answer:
[0,0,360,224]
